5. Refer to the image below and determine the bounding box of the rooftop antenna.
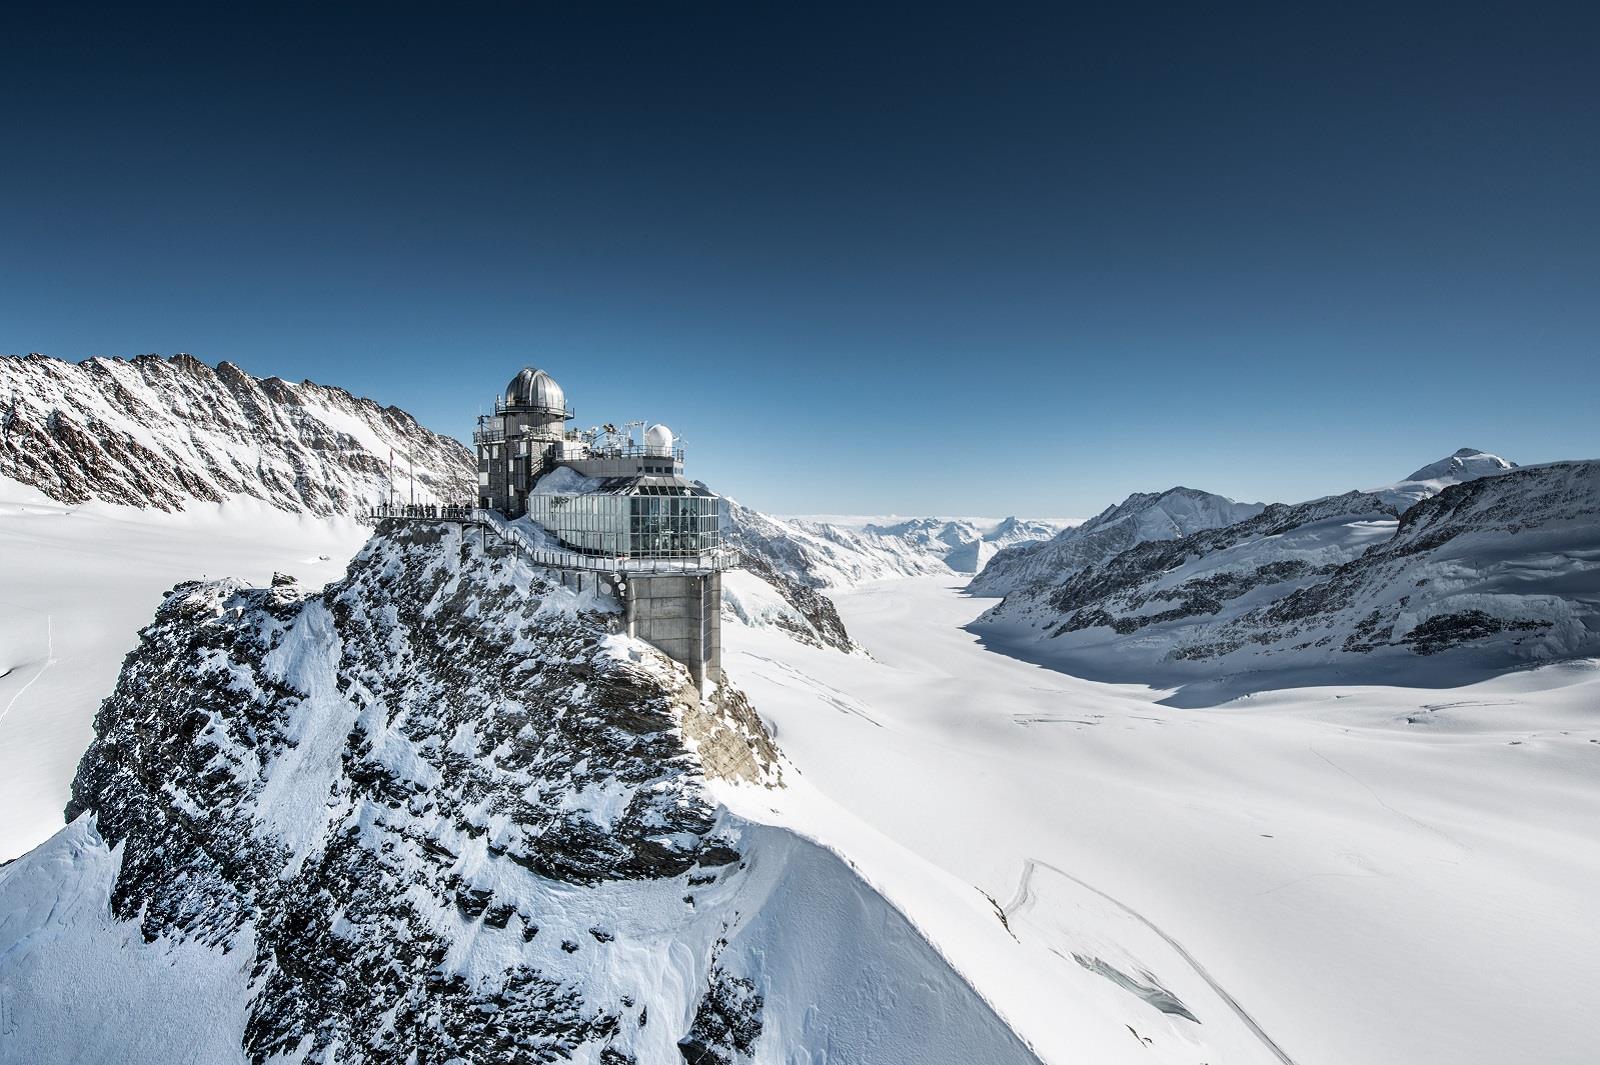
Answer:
[624,420,644,448]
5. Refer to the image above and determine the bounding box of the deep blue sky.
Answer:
[3,4,1595,516]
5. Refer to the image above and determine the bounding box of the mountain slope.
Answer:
[1,353,474,513]
[974,462,1600,694]
[971,487,1266,598]
[1372,446,1517,509]
[860,516,1065,574]
[724,500,951,589]
[0,520,1040,1065]
[719,499,952,651]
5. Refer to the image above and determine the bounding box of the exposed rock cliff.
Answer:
[0,521,1040,1065]
[0,353,474,513]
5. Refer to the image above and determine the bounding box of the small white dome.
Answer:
[644,423,674,455]
[505,367,565,412]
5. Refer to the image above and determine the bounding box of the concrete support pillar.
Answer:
[623,572,722,693]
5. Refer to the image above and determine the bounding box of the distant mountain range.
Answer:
[859,516,1067,574]
[720,505,1066,650]
[969,449,1598,697]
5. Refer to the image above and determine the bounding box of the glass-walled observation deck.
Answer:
[525,478,721,560]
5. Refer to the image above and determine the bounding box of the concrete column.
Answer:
[623,572,722,693]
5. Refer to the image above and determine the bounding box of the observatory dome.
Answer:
[505,368,565,411]
[644,423,674,455]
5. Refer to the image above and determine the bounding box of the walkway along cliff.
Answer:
[378,366,735,693]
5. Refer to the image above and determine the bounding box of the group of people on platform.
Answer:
[371,503,476,521]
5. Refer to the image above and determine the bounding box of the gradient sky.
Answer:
[2,4,1596,516]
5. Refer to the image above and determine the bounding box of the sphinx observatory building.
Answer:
[473,367,731,691]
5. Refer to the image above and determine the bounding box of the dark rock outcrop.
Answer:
[64,520,778,1064]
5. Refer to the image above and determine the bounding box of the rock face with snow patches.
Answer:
[722,499,951,590]
[717,504,1065,651]
[970,487,1265,598]
[718,498,948,652]
[0,353,474,513]
[974,461,1600,691]
[720,550,858,653]
[0,521,1041,1065]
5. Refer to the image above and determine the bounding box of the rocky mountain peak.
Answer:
[1,352,474,513]
[44,520,779,1062]
[1402,447,1517,484]
[0,515,1043,1064]
[970,486,1264,597]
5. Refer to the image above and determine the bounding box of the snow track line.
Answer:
[1309,747,1469,861]
[1002,857,1300,1065]
[0,614,54,727]
[737,652,885,727]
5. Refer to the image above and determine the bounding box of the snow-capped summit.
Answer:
[1374,447,1518,509]
[970,486,1265,597]
[1404,446,1517,484]
[0,353,474,513]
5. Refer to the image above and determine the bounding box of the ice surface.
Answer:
[721,576,1600,1065]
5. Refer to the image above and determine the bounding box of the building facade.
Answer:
[474,367,730,691]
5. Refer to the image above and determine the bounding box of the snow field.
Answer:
[722,576,1600,1065]
[0,480,371,859]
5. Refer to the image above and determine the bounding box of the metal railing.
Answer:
[369,503,477,522]
[365,505,737,575]
[578,444,685,462]
[476,509,736,575]
[493,397,574,418]
[465,432,683,464]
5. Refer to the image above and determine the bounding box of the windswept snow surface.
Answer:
[0,480,369,860]
[721,576,1600,1065]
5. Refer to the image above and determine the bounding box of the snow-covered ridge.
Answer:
[0,489,373,862]
[718,498,951,651]
[1371,446,1517,509]
[0,353,474,513]
[1,520,1038,1064]
[974,459,1600,695]
[859,515,1067,574]
[971,486,1266,597]
[724,501,958,589]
